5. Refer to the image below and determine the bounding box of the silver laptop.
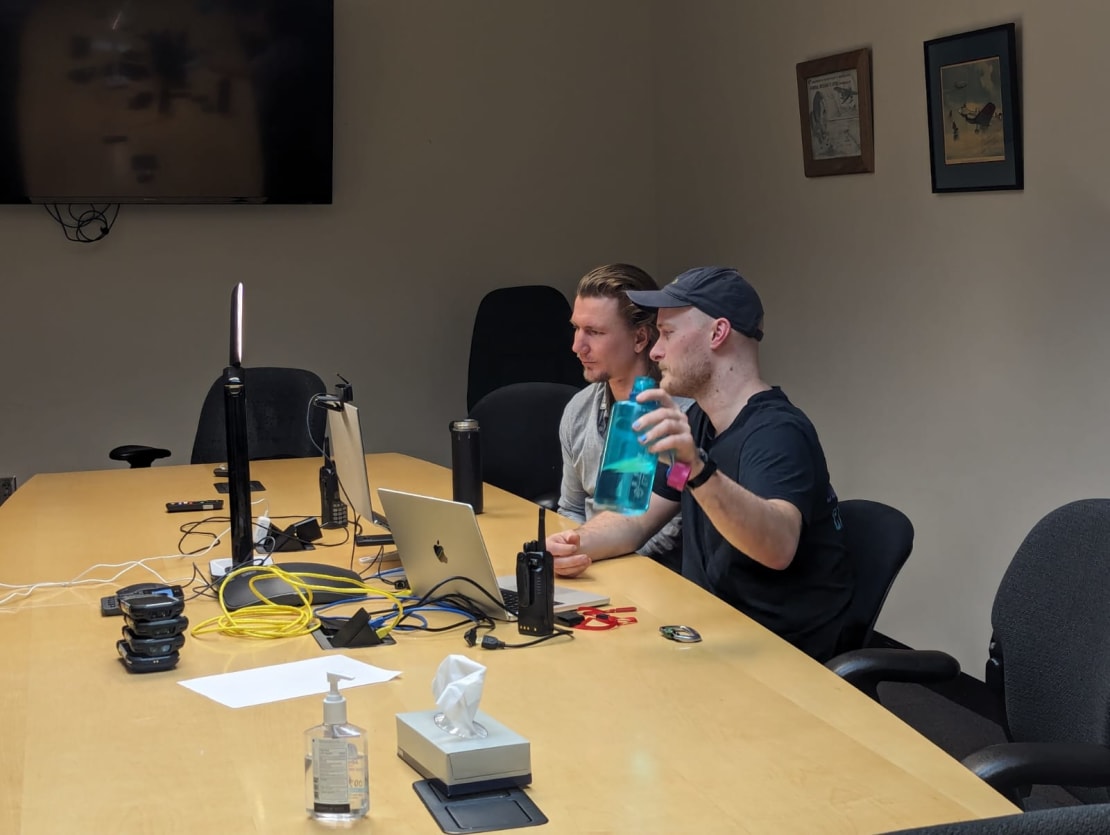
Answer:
[377,488,610,621]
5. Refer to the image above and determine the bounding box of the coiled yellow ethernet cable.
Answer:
[190,564,405,640]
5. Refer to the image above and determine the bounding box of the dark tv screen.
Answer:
[0,0,333,204]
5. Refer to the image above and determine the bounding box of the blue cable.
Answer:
[312,591,419,615]
[371,603,480,632]
[313,594,479,635]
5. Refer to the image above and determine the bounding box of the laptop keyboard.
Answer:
[499,587,563,614]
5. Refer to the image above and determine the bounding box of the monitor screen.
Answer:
[0,0,333,204]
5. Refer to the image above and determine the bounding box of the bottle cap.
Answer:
[630,376,655,399]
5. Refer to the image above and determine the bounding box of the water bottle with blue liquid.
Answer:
[594,376,659,515]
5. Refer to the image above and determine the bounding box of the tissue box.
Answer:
[396,710,531,796]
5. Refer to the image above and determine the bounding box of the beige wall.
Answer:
[2,1,1105,673]
[0,0,655,480]
[656,0,1110,671]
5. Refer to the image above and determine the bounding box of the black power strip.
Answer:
[355,533,394,548]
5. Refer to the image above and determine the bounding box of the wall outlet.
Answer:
[0,476,16,506]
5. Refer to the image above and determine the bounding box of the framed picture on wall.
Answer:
[924,23,1023,192]
[795,47,874,177]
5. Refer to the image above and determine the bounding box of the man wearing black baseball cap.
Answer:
[545,266,853,661]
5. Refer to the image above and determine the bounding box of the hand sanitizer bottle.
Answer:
[304,672,369,821]
[594,376,660,515]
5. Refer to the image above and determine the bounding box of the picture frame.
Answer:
[923,23,1023,192]
[795,48,874,177]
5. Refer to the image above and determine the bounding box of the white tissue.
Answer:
[432,654,487,738]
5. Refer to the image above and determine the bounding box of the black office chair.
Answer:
[109,367,327,467]
[468,381,581,509]
[109,443,172,468]
[828,499,1110,809]
[466,285,584,412]
[835,499,916,653]
[880,803,1110,834]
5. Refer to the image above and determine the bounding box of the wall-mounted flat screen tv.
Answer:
[0,0,333,204]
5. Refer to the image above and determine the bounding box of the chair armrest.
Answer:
[963,741,1110,804]
[825,648,960,700]
[109,445,172,468]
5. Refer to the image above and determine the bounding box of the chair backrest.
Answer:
[466,285,583,412]
[991,498,1110,804]
[468,381,581,507]
[836,499,915,652]
[190,367,327,464]
[879,802,1110,834]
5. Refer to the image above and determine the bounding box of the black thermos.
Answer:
[450,419,483,514]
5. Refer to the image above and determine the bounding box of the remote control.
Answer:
[166,499,224,513]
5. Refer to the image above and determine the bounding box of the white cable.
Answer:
[0,530,228,611]
[4,497,280,611]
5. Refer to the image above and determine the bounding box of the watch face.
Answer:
[687,449,717,489]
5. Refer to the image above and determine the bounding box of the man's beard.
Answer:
[582,366,610,385]
[660,357,710,399]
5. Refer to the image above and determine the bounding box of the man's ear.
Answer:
[633,324,652,354]
[709,318,732,349]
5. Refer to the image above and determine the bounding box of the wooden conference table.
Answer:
[0,454,1017,834]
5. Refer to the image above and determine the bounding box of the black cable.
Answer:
[177,512,354,557]
[315,585,496,638]
[176,515,228,555]
[305,393,330,458]
[400,574,515,618]
[319,601,489,637]
[183,562,216,600]
[327,577,499,631]
[297,525,350,549]
[42,203,120,242]
[477,629,575,650]
[391,577,575,649]
[358,546,393,580]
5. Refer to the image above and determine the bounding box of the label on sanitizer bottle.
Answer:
[312,738,352,812]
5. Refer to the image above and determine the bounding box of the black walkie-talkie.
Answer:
[320,443,347,529]
[319,375,355,529]
[516,507,554,636]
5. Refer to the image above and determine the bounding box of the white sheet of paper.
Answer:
[178,655,401,709]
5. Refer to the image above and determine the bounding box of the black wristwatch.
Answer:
[685,448,718,490]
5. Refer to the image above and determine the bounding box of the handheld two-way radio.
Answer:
[516,507,555,636]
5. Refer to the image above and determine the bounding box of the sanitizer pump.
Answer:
[304,672,369,821]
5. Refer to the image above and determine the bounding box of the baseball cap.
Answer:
[625,266,764,341]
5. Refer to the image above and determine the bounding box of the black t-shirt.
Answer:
[656,387,853,660]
